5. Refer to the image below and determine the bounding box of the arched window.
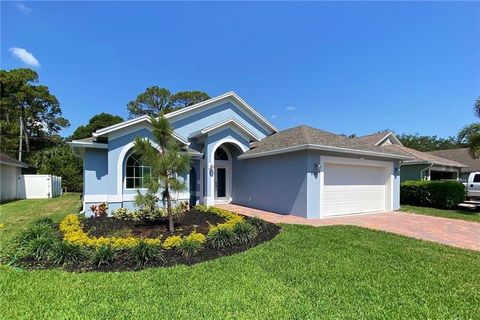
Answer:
[214,147,229,160]
[125,153,151,189]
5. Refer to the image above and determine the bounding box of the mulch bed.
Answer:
[17,210,281,272]
[83,210,226,238]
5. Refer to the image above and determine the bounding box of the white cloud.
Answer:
[16,3,32,14]
[9,47,40,67]
[271,114,278,119]
[285,106,296,111]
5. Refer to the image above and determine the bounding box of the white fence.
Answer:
[17,175,62,199]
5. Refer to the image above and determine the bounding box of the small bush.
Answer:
[233,222,257,243]
[401,180,465,209]
[247,217,268,232]
[91,245,116,267]
[129,240,164,266]
[207,226,237,249]
[90,202,108,218]
[27,234,57,261]
[162,235,183,249]
[19,219,56,246]
[51,242,85,266]
[176,231,206,257]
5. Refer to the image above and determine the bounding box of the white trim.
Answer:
[238,144,408,160]
[93,115,150,136]
[210,137,249,155]
[83,194,189,203]
[376,132,403,146]
[165,91,278,133]
[116,138,161,195]
[92,115,189,145]
[68,141,108,149]
[189,117,262,141]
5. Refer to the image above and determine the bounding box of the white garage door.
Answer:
[323,163,388,216]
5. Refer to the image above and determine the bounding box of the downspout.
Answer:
[420,162,434,181]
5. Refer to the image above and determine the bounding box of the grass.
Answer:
[401,205,480,222]
[0,196,479,319]
[0,193,81,259]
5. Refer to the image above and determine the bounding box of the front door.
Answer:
[215,167,227,200]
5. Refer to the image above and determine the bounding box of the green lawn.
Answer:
[401,205,480,223]
[1,196,479,319]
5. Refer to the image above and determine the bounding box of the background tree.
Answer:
[397,133,462,152]
[71,112,124,140]
[134,115,190,232]
[30,144,83,192]
[127,86,174,118]
[172,91,210,108]
[127,86,209,118]
[458,97,480,158]
[0,68,69,159]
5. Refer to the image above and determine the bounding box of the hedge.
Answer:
[400,180,465,209]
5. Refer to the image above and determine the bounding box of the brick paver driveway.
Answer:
[218,204,480,251]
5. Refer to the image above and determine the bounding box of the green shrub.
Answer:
[19,219,56,246]
[51,242,85,266]
[177,238,203,258]
[27,234,57,261]
[16,218,59,261]
[207,226,237,249]
[129,240,164,265]
[177,232,206,257]
[92,245,116,267]
[401,180,465,209]
[233,222,257,243]
[247,217,268,232]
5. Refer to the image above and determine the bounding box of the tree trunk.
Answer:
[165,189,174,232]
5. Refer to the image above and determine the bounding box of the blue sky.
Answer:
[2,1,479,138]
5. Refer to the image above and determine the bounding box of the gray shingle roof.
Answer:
[0,153,28,168]
[381,144,467,167]
[427,148,480,172]
[240,125,407,159]
[356,132,389,145]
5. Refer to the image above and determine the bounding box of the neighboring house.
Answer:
[427,148,480,181]
[0,153,28,202]
[69,92,407,219]
[357,132,467,182]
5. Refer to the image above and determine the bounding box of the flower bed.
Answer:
[12,206,280,271]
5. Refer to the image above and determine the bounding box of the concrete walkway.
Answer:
[217,204,480,251]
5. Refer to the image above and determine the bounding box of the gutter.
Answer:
[238,143,410,160]
[420,162,434,180]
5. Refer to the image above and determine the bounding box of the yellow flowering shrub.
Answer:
[59,214,160,249]
[195,206,245,235]
[186,231,206,245]
[162,235,183,249]
[0,223,4,230]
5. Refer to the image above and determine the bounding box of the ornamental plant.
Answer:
[133,114,190,232]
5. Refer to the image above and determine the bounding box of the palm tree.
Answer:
[458,97,480,158]
[134,114,190,232]
[475,97,480,118]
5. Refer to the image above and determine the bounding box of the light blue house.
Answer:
[69,92,408,219]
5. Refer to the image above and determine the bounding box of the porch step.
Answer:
[464,200,480,205]
[458,203,479,209]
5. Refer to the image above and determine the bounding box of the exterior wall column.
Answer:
[204,142,215,206]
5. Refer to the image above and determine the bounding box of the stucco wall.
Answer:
[400,164,430,182]
[84,148,109,196]
[0,164,20,202]
[232,151,310,217]
[171,101,271,141]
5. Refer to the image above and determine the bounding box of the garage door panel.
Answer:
[323,163,388,217]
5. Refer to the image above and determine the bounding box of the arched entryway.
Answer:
[213,146,232,202]
[202,139,248,205]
